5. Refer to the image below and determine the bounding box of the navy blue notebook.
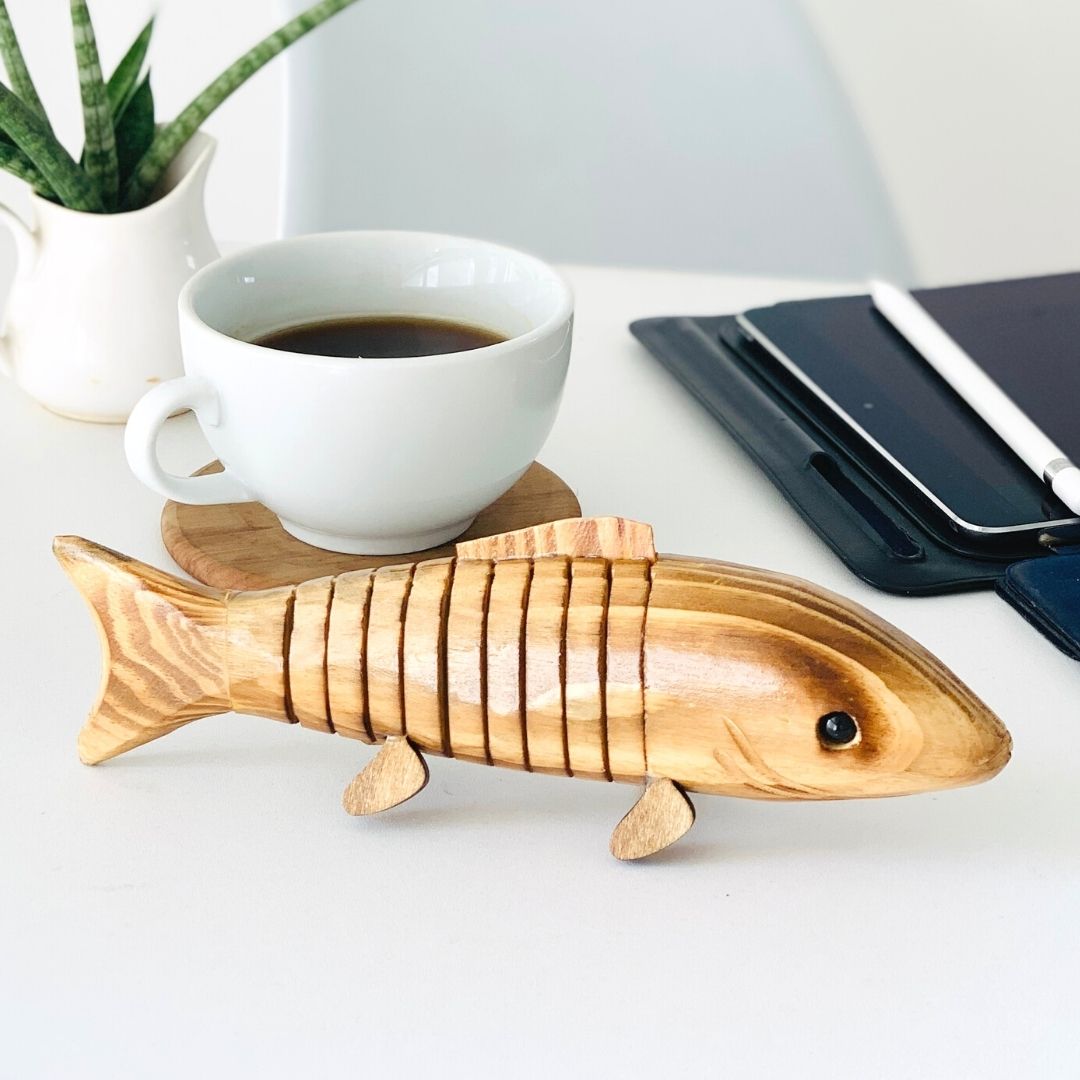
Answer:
[998,552,1080,661]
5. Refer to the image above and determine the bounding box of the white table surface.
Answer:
[3,265,1077,1078]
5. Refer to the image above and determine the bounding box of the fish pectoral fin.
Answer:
[456,516,656,563]
[609,778,696,861]
[342,736,430,816]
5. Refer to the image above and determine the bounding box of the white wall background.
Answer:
[1,0,1079,284]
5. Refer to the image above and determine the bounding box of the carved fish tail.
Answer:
[53,536,230,765]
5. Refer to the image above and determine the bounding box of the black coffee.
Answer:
[252,315,507,358]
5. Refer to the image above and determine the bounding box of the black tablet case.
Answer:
[631,302,1080,657]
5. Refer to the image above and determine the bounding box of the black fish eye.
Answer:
[817,711,860,748]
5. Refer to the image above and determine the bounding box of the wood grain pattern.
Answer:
[403,558,454,755]
[610,779,695,861]
[53,536,230,765]
[162,461,580,590]
[564,558,610,781]
[288,577,335,732]
[485,560,532,770]
[605,560,650,783]
[342,736,429,815]
[523,557,570,776]
[457,516,655,563]
[445,559,493,764]
[226,585,295,723]
[366,564,414,739]
[325,570,375,742]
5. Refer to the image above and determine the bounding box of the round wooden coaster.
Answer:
[161,461,581,590]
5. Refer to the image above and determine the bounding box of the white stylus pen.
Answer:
[869,279,1080,517]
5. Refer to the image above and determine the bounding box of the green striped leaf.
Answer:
[115,73,154,187]
[0,81,102,211]
[0,0,48,125]
[0,139,47,187]
[0,120,56,199]
[121,0,362,210]
[107,17,153,120]
[70,0,119,208]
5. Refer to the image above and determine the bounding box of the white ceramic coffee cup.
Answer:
[124,231,573,554]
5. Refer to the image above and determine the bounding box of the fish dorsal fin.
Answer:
[456,517,656,563]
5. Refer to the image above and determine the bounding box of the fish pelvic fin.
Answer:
[53,536,231,765]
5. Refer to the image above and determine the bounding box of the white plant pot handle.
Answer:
[124,376,255,505]
[0,201,37,379]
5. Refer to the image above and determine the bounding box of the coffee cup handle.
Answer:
[125,376,255,505]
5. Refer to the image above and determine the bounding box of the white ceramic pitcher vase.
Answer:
[0,131,220,423]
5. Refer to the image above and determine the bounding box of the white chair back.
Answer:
[279,0,909,279]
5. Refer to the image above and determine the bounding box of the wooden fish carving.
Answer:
[53,518,1011,860]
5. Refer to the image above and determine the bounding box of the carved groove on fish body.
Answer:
[288,552,645,782]
[53,518,1011,860]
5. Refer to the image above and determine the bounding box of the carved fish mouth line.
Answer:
[714,714,830,798]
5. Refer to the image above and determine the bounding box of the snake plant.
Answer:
[0,0,361,213]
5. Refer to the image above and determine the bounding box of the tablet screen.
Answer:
[739,273,1080,535]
